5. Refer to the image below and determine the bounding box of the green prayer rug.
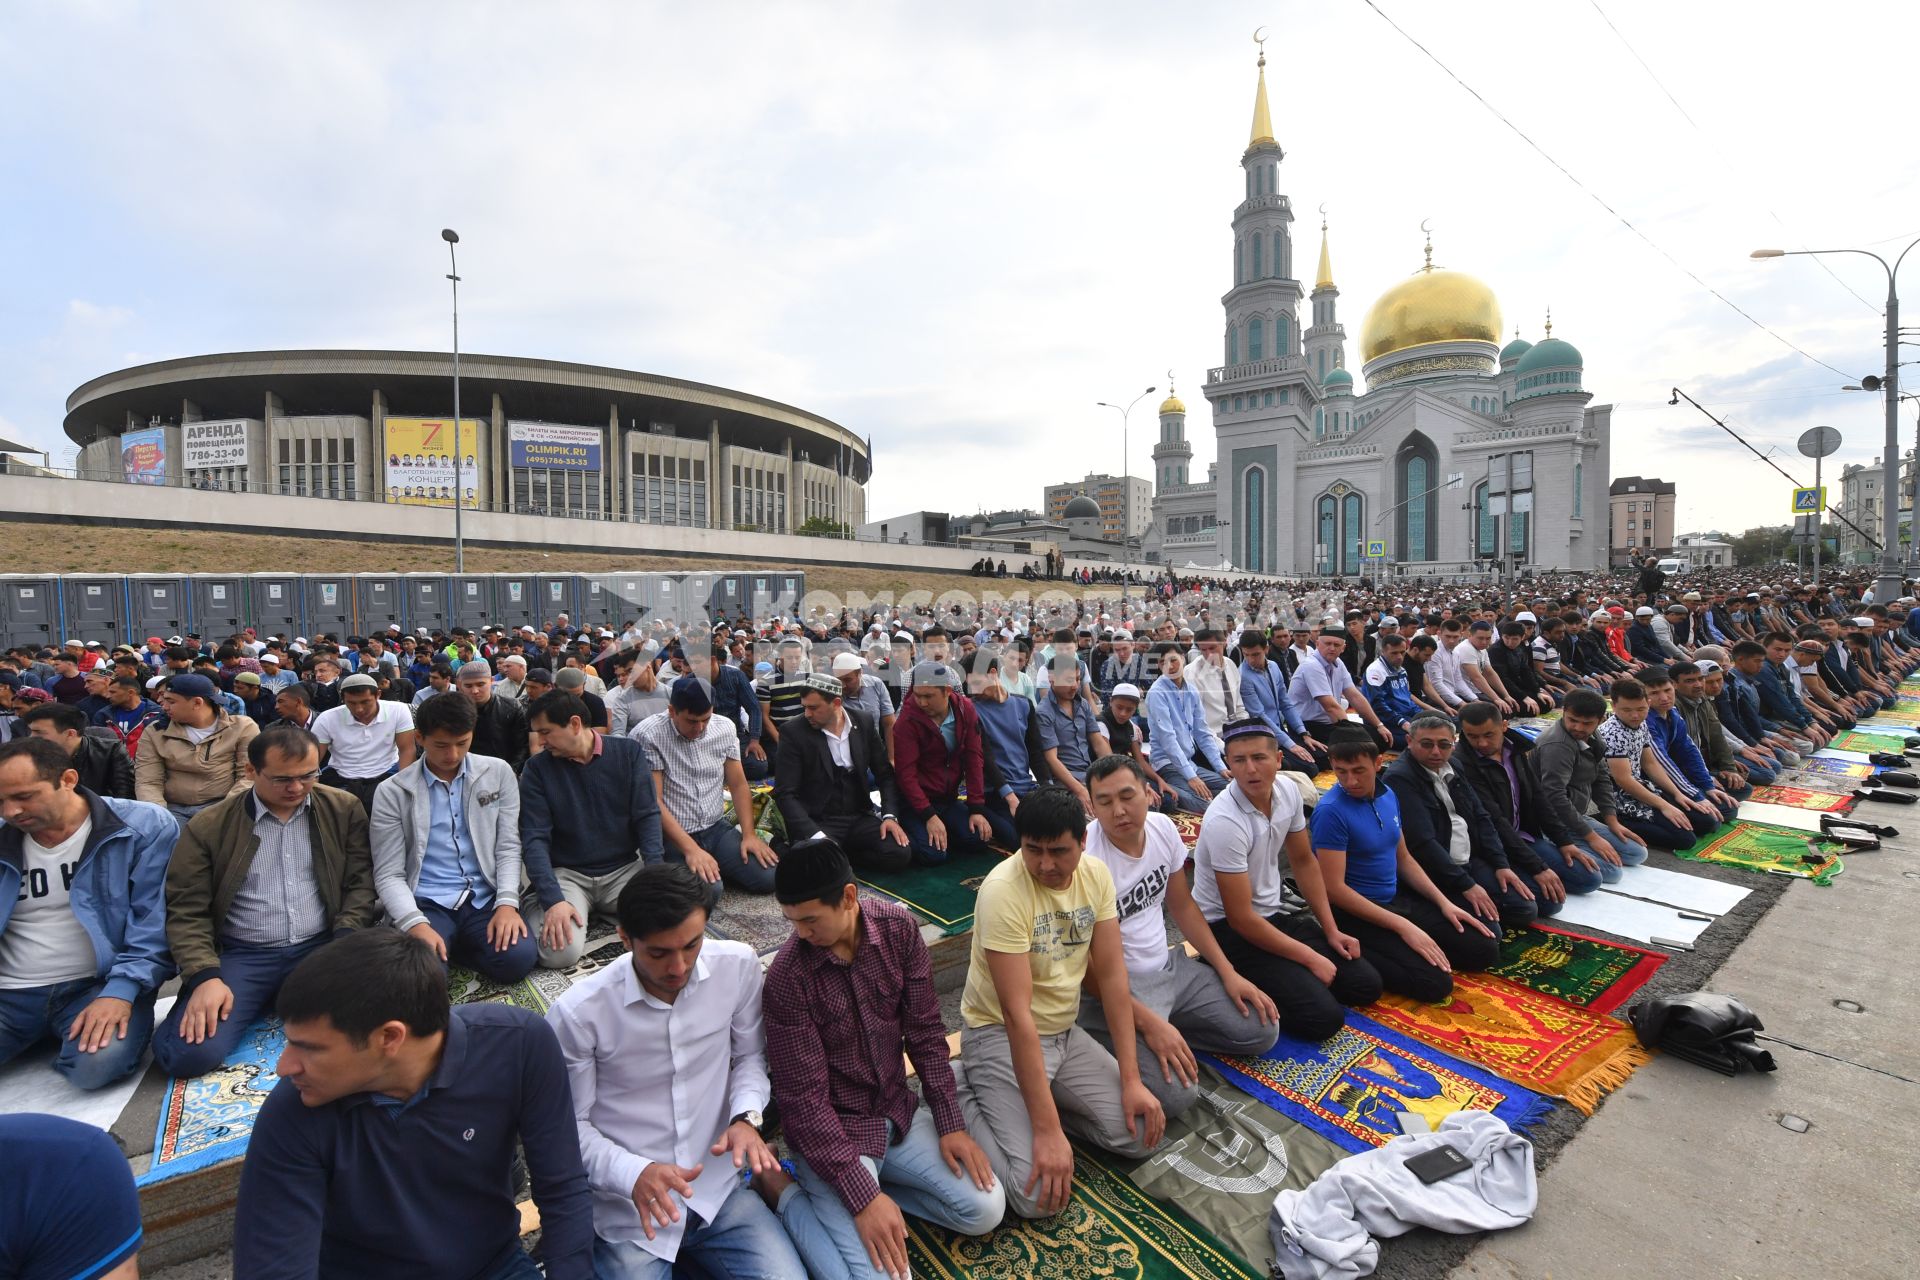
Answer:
[1488,924,1667,1014]
[857,845,1008,934]
[907,1145,1265,1280]
[1830,729,1914,754]
[1676,821,1845,886]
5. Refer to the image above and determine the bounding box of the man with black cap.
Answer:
[763,838,1003,1277]
[633,675,779,896]
[553,666,609,733]
[776,673,913,875]
[457,660,529,772]
[312,673,417,815]
[133,673,260,822]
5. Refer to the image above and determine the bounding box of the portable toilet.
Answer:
[0,574,61,651]
[492,574,537,632]
[354,574,404,637]
[744,572,779,622]
[679,572,716,631]
[302,575,354,640]
[708,573,745,623]
[246,574,303,641]
[598,573,652,627]
[648,574,687,629]
[402,574,449,637]
[451,575,494,631]
[189,574,246,640]
[578,576,614,630]
[126,575,192,647]
[64,576,128,648]
[533,575,577,627]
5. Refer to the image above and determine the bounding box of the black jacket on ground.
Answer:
[774,705,903,841]
[1450,732,1565,873]
[1382,753,1509,896]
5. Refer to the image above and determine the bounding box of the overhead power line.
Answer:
[1360,0,1854,381]
[1583,0,1878,313]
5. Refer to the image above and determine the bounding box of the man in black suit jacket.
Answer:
[775,674,912,873]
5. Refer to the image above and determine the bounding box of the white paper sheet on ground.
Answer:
[1550,891,1714,947]
[1734,801,1830,833]
[0,995,174,1132]
[1854,721,1920,735]
[1814,749,1875,764]
[1601,863,1751,915]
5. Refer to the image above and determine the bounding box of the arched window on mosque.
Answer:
[1249,316,1265,362]
[1235,240,1243,285]
[1228,324,1240,366]
[1275,313,1290,355]
[1343,494,1364,575]
[1315,407,1324,438]
[1573,463,1583,517]
[1397,433,1438,563]
[1244,467,1266,573]
[1473,481,1495,557]
[1316,496,1337,575]
[1251,234,1264,281]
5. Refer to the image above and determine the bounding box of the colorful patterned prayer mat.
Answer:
[1311,770,1339,793]
[1746,784,1855,812]
[1792,756,1877,779]
[1676,820,1845,886]
[141,927,628,1185]
[1204,1012,1553,1154]
[1370,973,1652,1115]
[1830,729,1916,754]
[722,783,788,844]
[1488,924,1668,1014]
[907,1145,1265,1280]
[1170,810,1204,851]
[857,844,1008,934]
[1771,768,1868,796]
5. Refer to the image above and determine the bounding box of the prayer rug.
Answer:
[1169,809,1204,851]
[1488,924,1667,1014]
[141,929,629,1185]
[906,1144,1265,1280]
[722,783,788,844]
[1772,768,1868,796]
[1745,784,1856,812]
[1311,770,1338,793]
[1830,729,1916,755]
[1125,1066,1345,1275]
[1676,821,1845,886]
[857,845,1008,935]
[1792,756,1877,780]
[1369,973,1652,1115]
[1204,1012,1553,1154]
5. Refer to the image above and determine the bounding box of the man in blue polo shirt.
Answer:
[233,929,593,1280]
[0,1113,143,1279]
[1287,629,1393,750]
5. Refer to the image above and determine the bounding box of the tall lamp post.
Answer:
[1843,384,1920,568]
[1754,237,1920,602]
[1096,384,1157,573]
[442,228,465,573]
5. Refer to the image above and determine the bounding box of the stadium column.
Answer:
[491,393,507,515]
[371,389,387,501]
[606,403,619,522]
[709,420,723,532]
[785,436,797,534]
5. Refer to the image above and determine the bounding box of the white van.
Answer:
[1656,557,1687,576]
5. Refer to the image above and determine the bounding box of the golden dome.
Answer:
[1358,268,1503,364]
[1159,393,1186,416]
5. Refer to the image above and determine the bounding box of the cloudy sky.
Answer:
[4,1,1916,538]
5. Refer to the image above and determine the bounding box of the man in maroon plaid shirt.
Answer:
[762,837,1005,1280]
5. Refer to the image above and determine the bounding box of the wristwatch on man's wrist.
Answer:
[730,1109,764,1133]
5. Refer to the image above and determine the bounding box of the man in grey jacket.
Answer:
[1527,688,1647,879]
[369,691,536,983]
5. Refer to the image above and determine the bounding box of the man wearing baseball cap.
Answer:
[311,674,417,815]
[133,674,260,822]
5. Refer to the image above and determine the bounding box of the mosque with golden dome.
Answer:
[1145,45,1611,575]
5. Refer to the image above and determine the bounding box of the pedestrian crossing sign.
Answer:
[1791,486,1825,514]
[1365,540,1386,558]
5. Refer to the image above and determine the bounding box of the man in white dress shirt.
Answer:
[545,864,808,1280]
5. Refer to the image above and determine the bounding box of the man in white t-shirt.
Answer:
[312,673,417,814]
[1076,753,1278,1118]
[1191,718,1383,1044]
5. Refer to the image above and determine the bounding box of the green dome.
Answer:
[1515,336,1582,373]
[1498,336,1533,366]
[1322,366,1353,389]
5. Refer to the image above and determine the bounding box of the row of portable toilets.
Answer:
[0,570,806,650]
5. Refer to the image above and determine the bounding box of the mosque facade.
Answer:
[1143,49,1612,577]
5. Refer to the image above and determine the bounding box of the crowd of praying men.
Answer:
[5,555,1918,1279]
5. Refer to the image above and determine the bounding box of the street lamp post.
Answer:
[1754,237,1920,602]
[1096,384,1157,591]
[442,228,465,574]
[1843,384,1920,568]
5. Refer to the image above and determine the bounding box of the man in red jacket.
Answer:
[891,663,1012,864]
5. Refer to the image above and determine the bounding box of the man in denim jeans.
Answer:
[0,737,175,1090]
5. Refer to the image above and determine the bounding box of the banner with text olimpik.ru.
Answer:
[508,421,601,472]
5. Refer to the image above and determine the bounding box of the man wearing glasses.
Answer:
[151,723,377,1078]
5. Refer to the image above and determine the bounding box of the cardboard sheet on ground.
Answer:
[1734,801,1830,833]
[1549,891,1713,947]
[0,995,174,1132]
[1602,863,1751,915]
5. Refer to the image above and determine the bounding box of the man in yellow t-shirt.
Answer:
[956,785,1164,1219]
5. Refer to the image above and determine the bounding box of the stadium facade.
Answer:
[64,349,870,535]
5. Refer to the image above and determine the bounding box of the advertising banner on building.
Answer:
[121,427,166,485]
[383,417,481,506]
[508,421,602,472]
[182,418,250,470]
